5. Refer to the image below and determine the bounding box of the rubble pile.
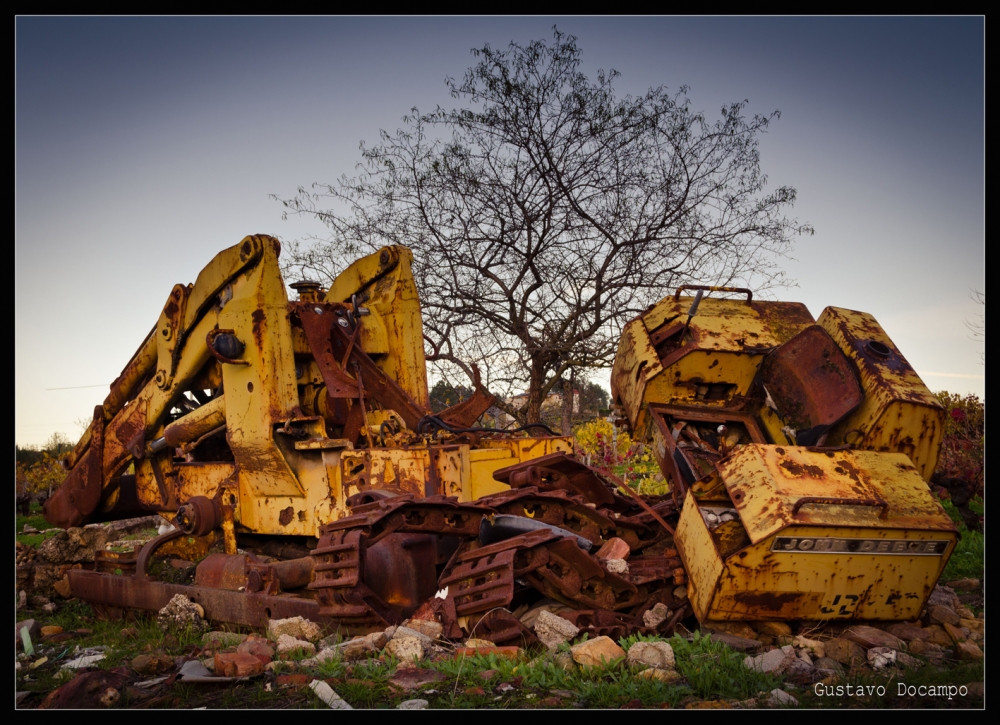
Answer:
[14,578,984,709]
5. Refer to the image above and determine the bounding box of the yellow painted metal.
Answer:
[674,491,726,621]
[718,445,957,541]
[608,288,957,624]
[326,246,430,410]
[611,296,814,440]
[819,307,945,481]
[48,233,575,544]
[676,445,957,622]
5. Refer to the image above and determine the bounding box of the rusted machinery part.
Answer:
[174,496,221,537]
[70,492,688,640]
[494,452,617,506]
[476,486,671,553]
[43,405,106,529]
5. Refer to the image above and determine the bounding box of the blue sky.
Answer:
[15,17,984,446]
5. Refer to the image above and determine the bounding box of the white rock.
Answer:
[673,585,688,601]
[275,634,316,657]
[791,635,825,658]
[384,635,424,663]
[627,641,675,669]
[309,680,352,709]
[392,625,434,645]
[268,616,322,642]
[766,688,798,707]
[867,646,896,671]
[642,603,671,628]
[534,610,580,650]
[743,647,797,674]
[398,699,429,710]
[402,619,443,640]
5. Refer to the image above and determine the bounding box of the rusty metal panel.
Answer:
[706,525,957,621]
[674,490,725,623]
[756,325,863,445]
[818,307,946,481]
[718,446,957,544]
[611,296,815,441]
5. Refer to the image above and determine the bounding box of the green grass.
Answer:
[940,498,985,582]
[16,600,983,709]
[16,502,59,547]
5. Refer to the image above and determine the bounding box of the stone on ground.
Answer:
[636,667,681,683]
[202,631,247,647]
[267,616,321,642]
[276,634,316,657]
[823,637,866,666]
[323,631,389,660]
[945,578,980,590]
[402,618,443,640]
[237,639,274,664]
[384,635,424,663]
[156,594,208,633]
[398,699,428,710]
[642,602,671,628]
[843,625,904,651]
[867,646,896,670]
[956,641,984,661]
[766,689,798,707]
[215,651,264,677]
[791,636,824,657]
[885,623,927,641]
[927,605,961,626]
[626,640,675,669]
[569,636,625,667]
[743,646,798,674]
[534,610,580,650]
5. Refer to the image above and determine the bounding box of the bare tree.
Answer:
[275,29,812,424]
[966,289,984,362]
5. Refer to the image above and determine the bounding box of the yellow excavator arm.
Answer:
[44,235,571,538]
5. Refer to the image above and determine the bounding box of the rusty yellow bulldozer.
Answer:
[43,236,957,641]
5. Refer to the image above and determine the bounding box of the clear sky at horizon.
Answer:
[15,16,984,447]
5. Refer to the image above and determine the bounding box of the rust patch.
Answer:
[778,459,826,478]
[279,506,295,526]
[732,590,802,611]
[251,309,266,346]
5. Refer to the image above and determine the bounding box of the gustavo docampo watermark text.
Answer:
[813,682,969,700]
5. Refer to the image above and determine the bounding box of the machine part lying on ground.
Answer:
[610,285,958,624]
[44,235,690,642]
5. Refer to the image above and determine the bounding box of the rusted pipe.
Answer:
[272,556,315,591]
[162,395,226,448]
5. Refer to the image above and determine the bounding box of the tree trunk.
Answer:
[525,363,545,424]
[560,370,576,436]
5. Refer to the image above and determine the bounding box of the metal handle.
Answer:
[673,285,753,303]
[791,496,888,519]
